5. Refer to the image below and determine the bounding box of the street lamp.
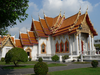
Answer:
[78,25,83,62]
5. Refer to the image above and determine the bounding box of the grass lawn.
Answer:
[2,63,66,69]
[26,67,100,75]
[73,62,90,64]
[0,61,38,65]
[48,67,100,75]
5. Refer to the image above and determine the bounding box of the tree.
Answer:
[0,28,8,35]
[5,47,28,66]
[0,0,29,29]
[51,55,59,62]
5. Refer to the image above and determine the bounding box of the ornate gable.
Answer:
[81,19,90,34]
[4,39,14,47]
[1,35,15,48]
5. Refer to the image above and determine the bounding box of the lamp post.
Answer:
[78,25,83,62]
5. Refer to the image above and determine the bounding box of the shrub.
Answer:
[38,57,43,62]
[62,55,69,60]
[52,55,59,62]
[1,57,5,62]
[91,60,98,68]
[29,58,31,61]
[34,60,48,75]
[5,47,28,66]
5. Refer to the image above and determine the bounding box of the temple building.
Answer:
[0,9,99,61]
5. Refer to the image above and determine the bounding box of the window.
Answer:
[60,41,64,52]
[56,42,59,52]
[27,52,30,56]
[65,39,69,52]
[41,43,46,53]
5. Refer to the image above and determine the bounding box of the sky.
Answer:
[8,0,100,40]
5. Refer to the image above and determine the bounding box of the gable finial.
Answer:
[64,11,65,15]
[60,9,61,14]
[86,5,88,11]
[79,6,81,11]
[38,13,40,19]
[31,15,33,19]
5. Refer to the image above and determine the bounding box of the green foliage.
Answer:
[78,55,81,59]
[38,57,43,62]
[94,44,100,49]
[91,60,98,68]
[52,55,59,62]
[1,57,5,62]
[34,62,48,75]
[0,0,29,29]
[5,47,28,66]
[0,28,8,35]
[28,58,31,61]
[62,55,69,60]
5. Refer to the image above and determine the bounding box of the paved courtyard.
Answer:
[0,62,100,75]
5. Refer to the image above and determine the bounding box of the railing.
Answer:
[37,54,55,57]
[81,50,96,55]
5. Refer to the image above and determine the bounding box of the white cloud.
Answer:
[20,27,27,32]
[94,2,100,7]
[38,0,93,18]
[28,2,38,11]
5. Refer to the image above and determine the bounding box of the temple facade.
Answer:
[0,9,99,61]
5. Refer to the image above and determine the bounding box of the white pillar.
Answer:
[79,33,81,54]
[59,55,62,62]
[79,33,83,62]
[70,39,72,55]
[92,37,94,50]
[76,35,79,55]
[89,35,91,55]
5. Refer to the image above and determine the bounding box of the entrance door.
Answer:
[81,40,83,54]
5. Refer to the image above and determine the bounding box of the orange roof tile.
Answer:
[15,39,23,48]
[45,17,53,28]
[28,31,38,44]
[33,21,48,37]
[40,19,51,35]
[20,33,33,46]
[58,13,79,30]
[45,15,59,28]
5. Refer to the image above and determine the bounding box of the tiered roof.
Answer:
[0,9,97,49]
[30,10,97,37]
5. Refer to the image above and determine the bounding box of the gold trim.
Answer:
[41,42,46,54]
[25,47,32,58]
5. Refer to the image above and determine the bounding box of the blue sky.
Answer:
[8,0,100,40]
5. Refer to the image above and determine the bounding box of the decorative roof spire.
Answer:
[31,15,33,19]
[79,6,81,11]
[43,11,46,17]
[60,9,61,14]
[86,5,88,12]
[63,11,65,16]
[38,13,40,19]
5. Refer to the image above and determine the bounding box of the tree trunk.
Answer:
[14,61,18,66]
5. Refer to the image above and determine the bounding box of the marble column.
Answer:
[76,35,79,55]
[89,35,91,55]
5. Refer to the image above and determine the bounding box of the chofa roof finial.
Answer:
[86,5,88,11]
[79,6,81,11]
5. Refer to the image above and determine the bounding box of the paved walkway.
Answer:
[0,62,100,75]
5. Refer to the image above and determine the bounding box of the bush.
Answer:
[52,55,59,62]
[29,58,31,61]
[1,57,5,62]
[62,55,69,60]
[38,57,43,62]
[5,47,28,66]
[34,58,48,75]
[91,60,98,68]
